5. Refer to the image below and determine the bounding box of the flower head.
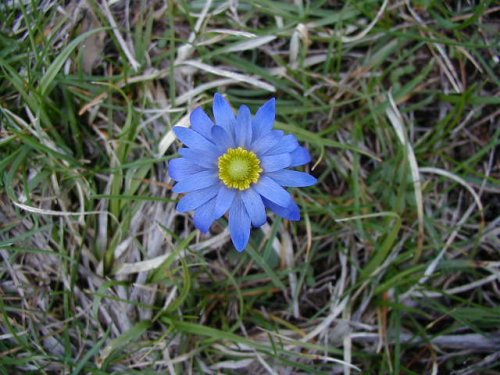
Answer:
[169,93,317,251]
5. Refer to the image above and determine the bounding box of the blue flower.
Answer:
[169,93,317,251]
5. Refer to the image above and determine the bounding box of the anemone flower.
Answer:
[169,93,316,251]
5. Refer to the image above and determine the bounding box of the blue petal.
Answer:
[212,125,235,152]
[214,185,236,219]
[252,130,284,155]
[267,169,317,187]
[252,98,275,141]
[262,197,301,221]
[193,197,217,233]
[254,176,291,207]
[168,158,205,181]
[229,196,251,252]
[264,134,299,155]
[177,185,220,212]
[179,148,219,169]
[190,107,214,139]
[235,105,252,147]
[290,146,311,167]
[261,154,291,173]
[173,171,219,193]
[213,93,235,134]
[241,188,267,227]
[174,127,218,153]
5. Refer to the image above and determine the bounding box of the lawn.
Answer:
[0,0,499,374]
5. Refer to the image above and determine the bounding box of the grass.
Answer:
[0,0,499,374]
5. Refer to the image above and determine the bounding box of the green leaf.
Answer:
[39,27,107,96]
[100,320,152,368]
[71,328,110,375]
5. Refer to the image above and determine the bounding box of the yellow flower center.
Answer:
[218,147,262,190]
